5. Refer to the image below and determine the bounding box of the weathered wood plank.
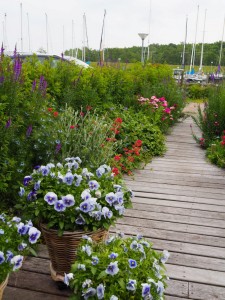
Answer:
[166,279,189,298]
[7,270,71,297]
[22,256,50,275]
[3,287,68,300]
[111,227,225,259]
[125,209,225,228]
[113,222,225,247]
[131,201,225,219]
[126,181,225,197]
[134,191,225,207]
[118,216,225,238]
[167,264,225,287]
[189,282,225,299]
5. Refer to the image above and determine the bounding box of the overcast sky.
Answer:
[1,0,225,55]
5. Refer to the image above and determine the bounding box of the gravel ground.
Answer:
[182,102,204,115]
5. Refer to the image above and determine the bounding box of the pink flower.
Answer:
[164,108,171,114]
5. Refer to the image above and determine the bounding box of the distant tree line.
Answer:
[65,42,225,67]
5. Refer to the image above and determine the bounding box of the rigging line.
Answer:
[147,0,152,61]
[99,9,106,65]
[181,16,188,69]
[199,9,207,72]
[218,16,225,67]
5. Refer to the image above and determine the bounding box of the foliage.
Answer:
[65,234,169,300]
[16,157,133,235]
[0,213,41,282]
[185,84,213,100]
[206,136,225,168]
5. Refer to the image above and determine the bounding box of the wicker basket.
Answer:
[0,275,9,300]
[40,224,108,280]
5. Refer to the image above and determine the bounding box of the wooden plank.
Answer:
[166,279,189,298]
[110,228,225,259]
[189,282,225,300]
[165,296,189,300]
[117,216,225,237]
[125,209,225,228]
[128,184,225,200]
[125,175,225,190]
[126,181,225,197]
[133,170,225,185]
[22,256,50,275]
[167,264,225,287]
[131,202,225,220]
[168,252,225,272]
[7,270,71,297]
[134,191,225,207]
[114,223,225,247]
[3,287,68,300]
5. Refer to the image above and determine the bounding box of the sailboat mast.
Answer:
[72,19,74,57]
[218,16,225,69]
[199,9,207,72]
[27,13,31,52]
[147,0,152,61]
[190,5,199,73]
[20,3,23,52]
[45,13,49,53]
[82,13,86,62]
[99,9,106,66]
[182,16,188,69]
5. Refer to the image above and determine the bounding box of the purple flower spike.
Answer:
[0,43,4,57]
[55,143,61,154]
[26,125,33,137]
[5,118,11,128]
[32,79,36,92]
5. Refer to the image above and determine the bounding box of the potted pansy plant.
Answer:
[65,234,169,300]
[17,157,133,280]
[0,213,41,299]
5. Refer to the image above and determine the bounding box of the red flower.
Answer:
[86,105,92,111]
[221,141,225,146]
[112,167,119,176]
[114,155,122,161]
[115,118,122,123]
[70,125,75,129]
[128,156,134,162]
[135,140,142,147]
[53,111,59,117]
[48,107,53,112]
[80,111,85,117]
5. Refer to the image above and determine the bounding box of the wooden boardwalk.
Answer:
[3,117,225,299]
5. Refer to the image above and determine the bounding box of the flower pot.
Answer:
[0,275,9,300]
[40,224,108,281]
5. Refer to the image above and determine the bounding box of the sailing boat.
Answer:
[213,17,225,81]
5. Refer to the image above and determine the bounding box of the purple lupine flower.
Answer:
[13,57,22,81]
[88,180,100,191]
[105,261,119,276]
[54,200,66,212]
[39,75,47,96]
[11,255,23,270]
[97,284,105,299]
[32,79,36,92]
[0,76,4,84]
[75,214,86,225]
[64,273,74,286]
[55,143,62,154]
[141,283,151,298]
[91,256,99,265]
[44,192,58,205]
[13,45,17,59]
[128,259,137,268]
[62,194,75,207]
[0,43,4,57]
[82,288,96,300]
[26,125,33,137]
[109,252,118,259]
[5,118,11,129]
[23,176,32,186]
[0,251,5,264]
[126,279,137,291]
[28,227,41,244]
